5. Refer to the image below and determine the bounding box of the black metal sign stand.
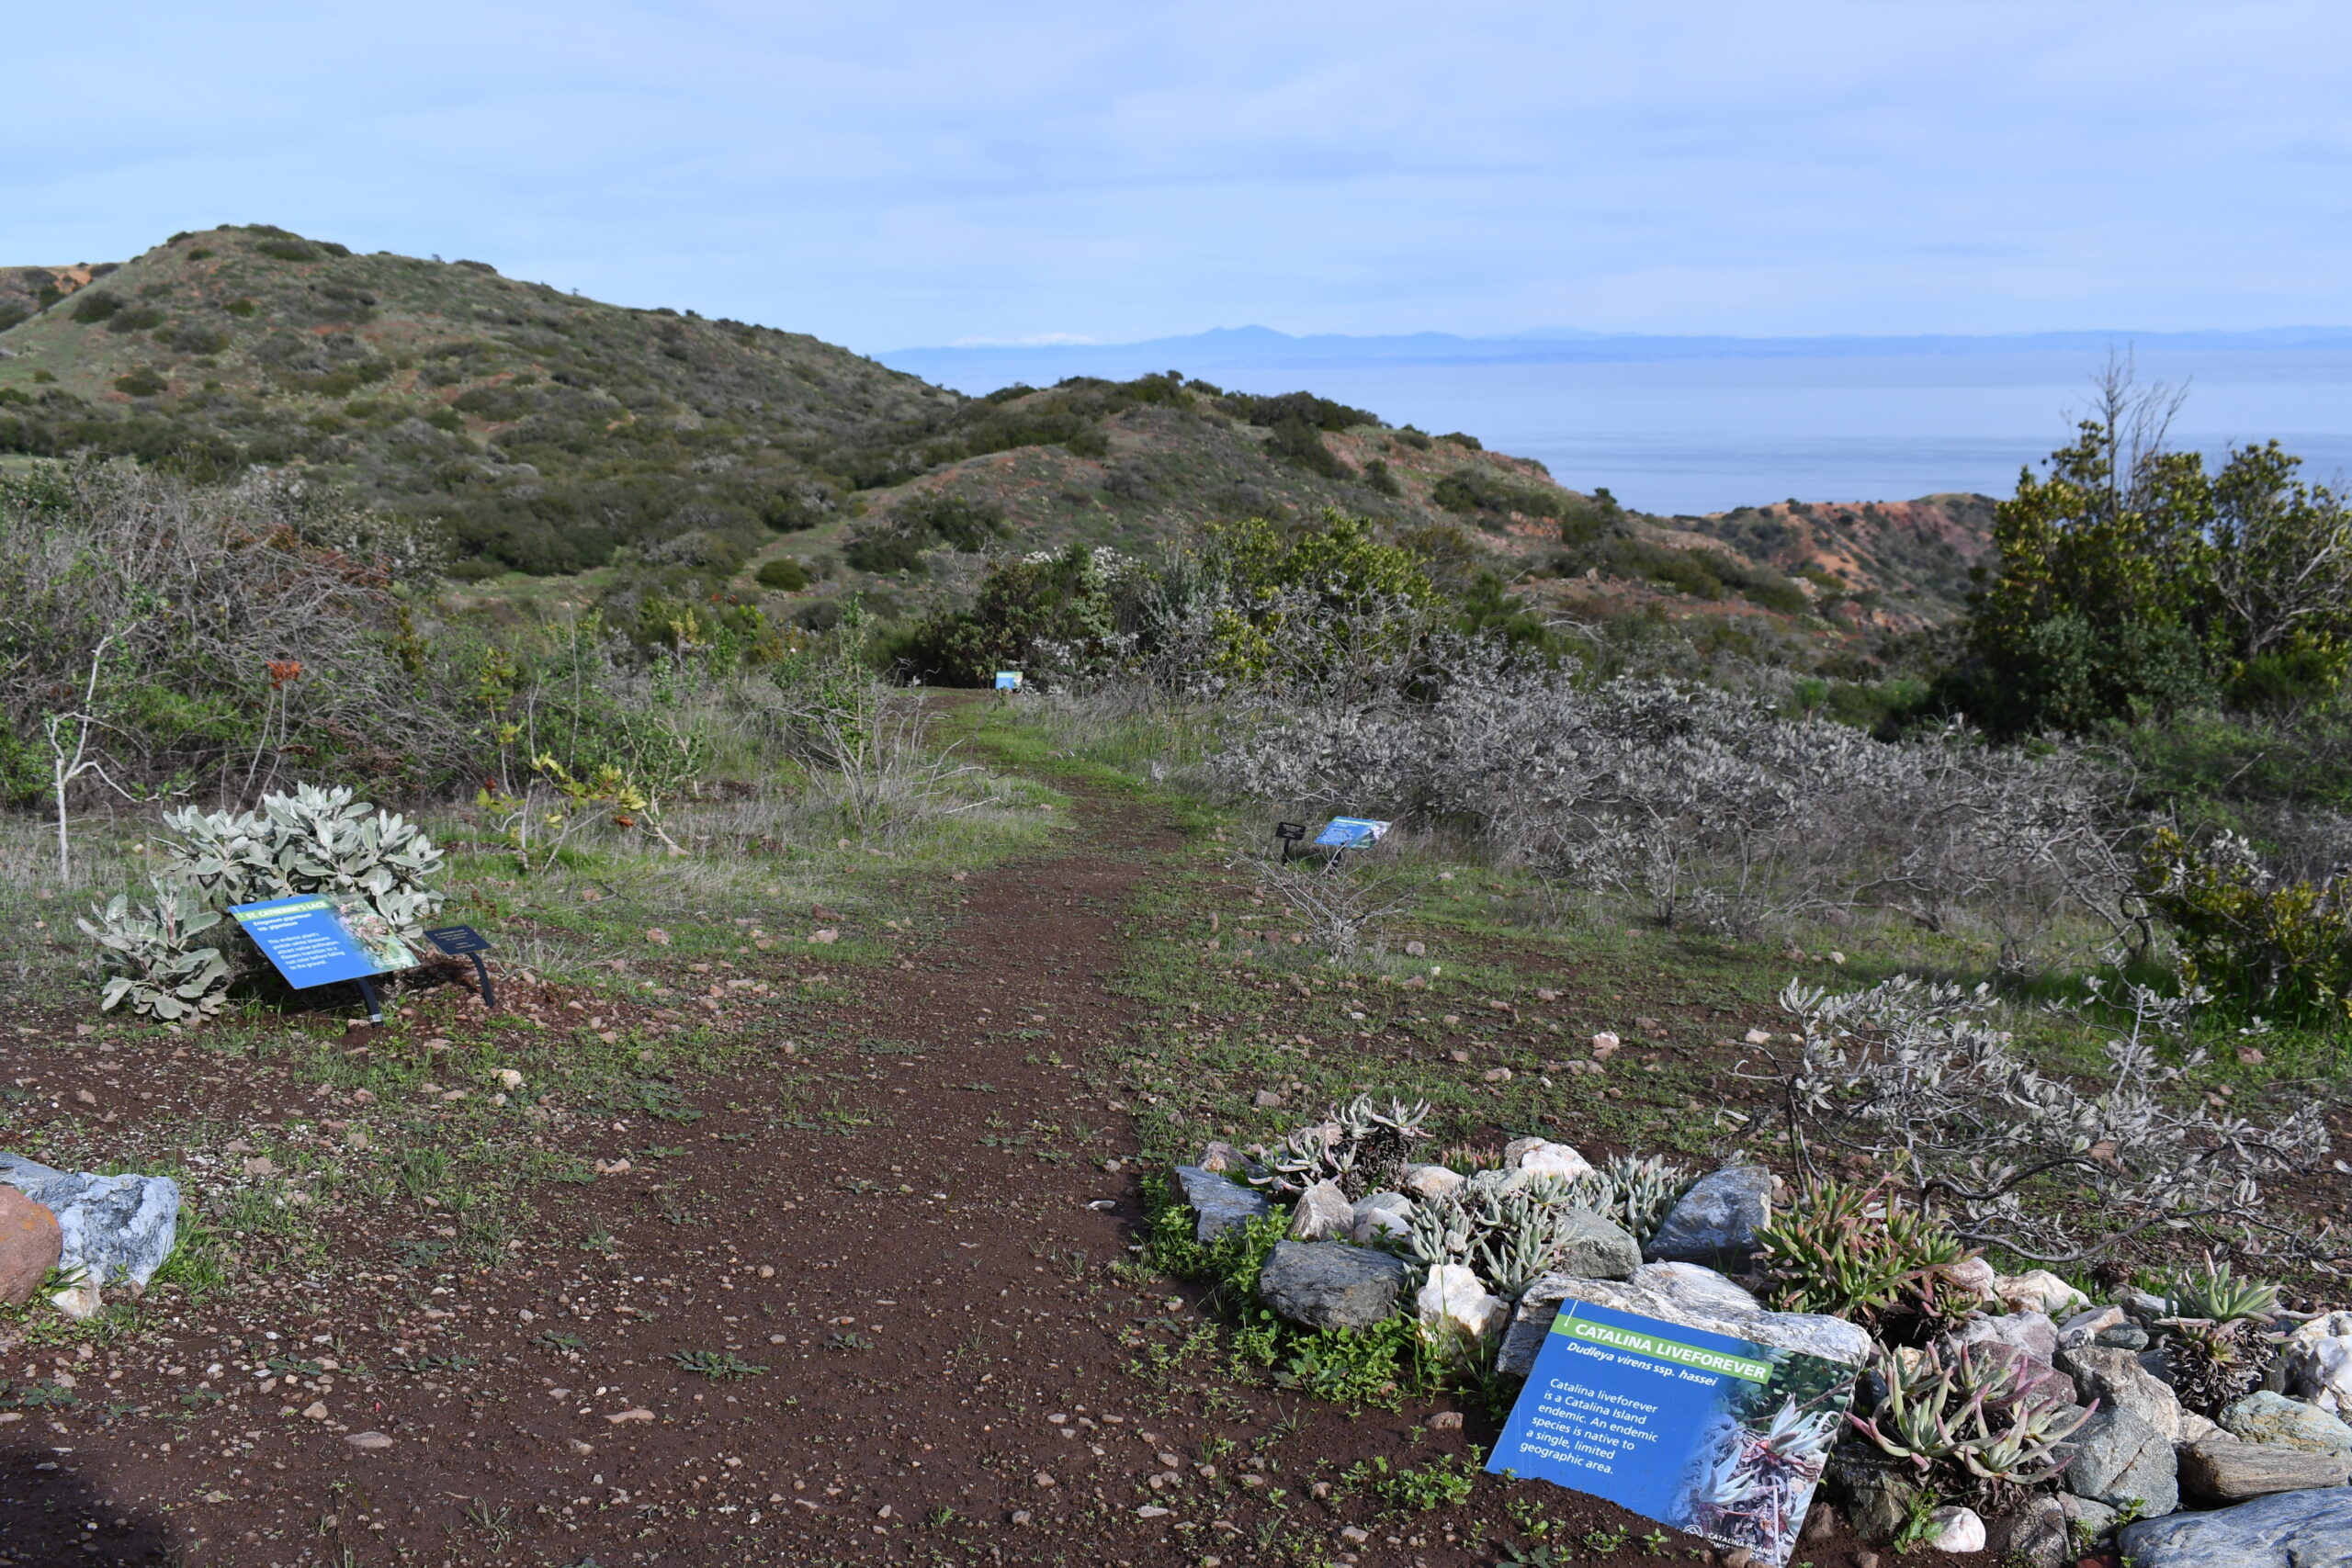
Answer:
[424,925,498,1010]
[355,976,384,1024]
[1275,821,1306,863]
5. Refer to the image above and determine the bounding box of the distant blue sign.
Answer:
[1490,1299,1856,1567]
[994,671,1023,690]
[1313,817,1390,848]
[231,895,418,989]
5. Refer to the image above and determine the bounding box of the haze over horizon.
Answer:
[8,1,2352,355]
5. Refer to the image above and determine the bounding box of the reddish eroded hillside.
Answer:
[1688,493,1997,626]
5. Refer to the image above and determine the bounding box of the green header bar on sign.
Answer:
[232,897,333,921]
[1552,1313,1771,1383]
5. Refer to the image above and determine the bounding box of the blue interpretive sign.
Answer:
[994,671,1023,690]
[1312,817,1389,848]
[1488,1299,1856,1567]
[231,895,418,989]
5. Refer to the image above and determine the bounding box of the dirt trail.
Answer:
[2,780,1939,1568]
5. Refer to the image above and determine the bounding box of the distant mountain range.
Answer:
[881,322,2352,389]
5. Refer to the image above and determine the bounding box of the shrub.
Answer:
[1361,457,1401,496]
[158,781,447,941]
[73,293,123,323]
[1762,976,2331,1266]
[224,299,258,318]
[841,525,927,576]
[113,371,168,398]
[755,557,808,592]
[892,492,1008,552]
[253,240,318,262]
[2136,827,2352,1022]
[75,878,231,1020]
[105,307,164,335]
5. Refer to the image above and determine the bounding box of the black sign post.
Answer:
[424,925,498,1010]
[1275,821,1306,863]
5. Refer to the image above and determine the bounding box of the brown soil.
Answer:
[0,788,1967,1568]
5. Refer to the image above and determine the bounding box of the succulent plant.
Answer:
[77,878,231,1020]
[1406,1168,1588,1300]
[1848,1340,2091,1508]
[1753,1177,1969,1325]
[1257,1095,1429,1200]
[1566,1153,1695,1247]
[2154,1257,2283,1416]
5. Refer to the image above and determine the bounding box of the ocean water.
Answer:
[889,344,2352,515]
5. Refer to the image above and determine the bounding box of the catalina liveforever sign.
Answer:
[1488,1299,1856,1565]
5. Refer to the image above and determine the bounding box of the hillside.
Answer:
[0,225,1994,637]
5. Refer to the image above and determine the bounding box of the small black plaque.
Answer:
[424,925,492,956]
[1274,822,1306,842]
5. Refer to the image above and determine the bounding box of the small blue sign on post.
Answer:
[993,671,1023,691]
[1488,1299,1856,1566]
[231,895,418,1022]
[1313,817,1389,848]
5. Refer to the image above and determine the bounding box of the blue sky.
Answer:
[7,1,2350,352]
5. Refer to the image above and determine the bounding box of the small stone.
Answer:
[345,1431,392,1450]
[1512,1139,1592,1180]
[643,928,670,945]
[0,1185,62,1307]
[493,1068,523,1090]
[2062,1403,2178,1516]
[2219,1390,2352,1456]
[2060,1342,2183,1441]
[1257,1241,1410,1330]
[1995,1269,2089,1317]
[1481,1066,1512,1083]
[1417,1263,1508,1345]
[1289,1180,1352,1243]
[2098,1324,2151,1350]
[1404,941,1426,956]
[1349,1195,1413,1246]
[1549,1207,1641,1280]
[1989,1495,2068,1568]
[2059,1304,2126,1348]
[1338,1526,1369,1544]
[1721,1550,1752,1568]
[1170,1165,1273,1244]
[1136,1505,1170,1517]
[1031,1471,1055,1488]
[1644,1165,1771,1271]
[302,1401,329,1420]
[605,1407,655,1424]
[809,928,838,944]
[1591,1031,1622,1055]
[1010,1510,1031,1525]
[1252,1089,1284,1109]
[2177,1435,2352,1503]
[1426,1410,1464,1431]
[1399,1164,1464,1201]
[1923,1505,1984,1552]
[566,1438,593,1455]
[1196,1141,1250,1175]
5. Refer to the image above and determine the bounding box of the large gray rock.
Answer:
[1170,1164,1272,1244]
[1257,1241,1409,1330]
[1552,1208,1641,1281]
[2061,1340,2185,1440]
[2063,1404,2178,1517]
[2117,1485,2352,1568]
[1498,1260,1871,1379]
[1950,1310,2074,1401]
[1641,1165,1770,1270]
[2220,1390,2352,1457]
[2178,1436,2352,1503]
[0,1153,178,1292]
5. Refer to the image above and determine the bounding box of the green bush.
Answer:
[2138,827,2352,1021]
[842,525,927,576]
[114,370,168,398]
[224,299,258,318]
[72,293,122,323]
[1361,457,1401,496]
[755,557,808,592]
[893,492,1009,552]
[254,240,319,262]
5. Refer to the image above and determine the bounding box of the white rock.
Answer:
[1350,1193,1413,1246]
[2281,1314,2352,1414]
[1926,1505,1986,1552]
[494,1068,524,1090]
[1399,1164,1464,1201]
[1514,1141,1591,1181]
[49,1276,103,1320]
[1416,1263,1508,1345]
[1996,1269,2089,1318]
